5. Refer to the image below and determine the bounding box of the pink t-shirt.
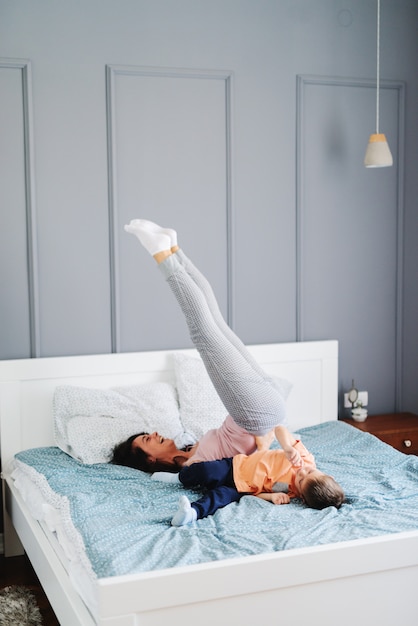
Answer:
[185,415,257,465]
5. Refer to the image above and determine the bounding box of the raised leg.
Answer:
[125,220,287,435]
[159,254,286,435]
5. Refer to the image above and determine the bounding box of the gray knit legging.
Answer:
[159,251,286,436]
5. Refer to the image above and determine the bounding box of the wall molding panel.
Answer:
[296,75,405,411]
[1,1,417,412]
[0,59,40,358]
[105,65,234,353]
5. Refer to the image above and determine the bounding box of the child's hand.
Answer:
[270,492,291,505]
[284,446,303,467]
[256,492,291,505]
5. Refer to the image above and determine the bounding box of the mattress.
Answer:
[12,421,418,589]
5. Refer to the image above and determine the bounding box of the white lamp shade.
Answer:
[364,133,393,168]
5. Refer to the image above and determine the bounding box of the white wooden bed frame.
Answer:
[1,340,418,625]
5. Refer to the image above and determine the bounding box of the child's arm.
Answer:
[256,492,291,505]
[274,425,303,466]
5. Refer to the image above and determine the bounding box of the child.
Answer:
[153,424,345,526]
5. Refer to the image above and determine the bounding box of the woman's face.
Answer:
[132,432,179,465]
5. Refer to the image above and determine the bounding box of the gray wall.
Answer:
[0,0,417,417]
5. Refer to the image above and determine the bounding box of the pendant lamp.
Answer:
[364,0,393,168]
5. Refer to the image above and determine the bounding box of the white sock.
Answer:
[151,472,180,484]
[124,220,171,255]
[171,495,197,526]
[126,219,178,248]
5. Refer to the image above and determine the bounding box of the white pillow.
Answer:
[172,353,228,439]
[171,353,293,440]
[53,382,183,464]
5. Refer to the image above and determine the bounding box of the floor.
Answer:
[0,553,60,625]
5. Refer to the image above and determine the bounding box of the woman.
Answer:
[111,219,287,473]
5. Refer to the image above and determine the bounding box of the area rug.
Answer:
[0,585,43,625]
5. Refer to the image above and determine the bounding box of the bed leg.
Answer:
[2,481,24,556]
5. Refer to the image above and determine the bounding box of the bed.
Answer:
[1,340,418,626]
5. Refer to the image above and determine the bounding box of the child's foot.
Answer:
[124,219,171,256]
[171,495,197,526]
[127,219,178,250]
[151,472,180,484]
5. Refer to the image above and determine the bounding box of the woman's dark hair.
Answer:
[110,433,182,474]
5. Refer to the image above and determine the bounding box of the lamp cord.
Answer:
[375,0,381,134]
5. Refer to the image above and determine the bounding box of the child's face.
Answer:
[294,467,325,498]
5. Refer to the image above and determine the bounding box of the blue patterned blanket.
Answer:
[14,421,418,579]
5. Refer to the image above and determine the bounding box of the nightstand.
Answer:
[340,412,418,455]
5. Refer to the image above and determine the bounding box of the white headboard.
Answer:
[0,340,338,469]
